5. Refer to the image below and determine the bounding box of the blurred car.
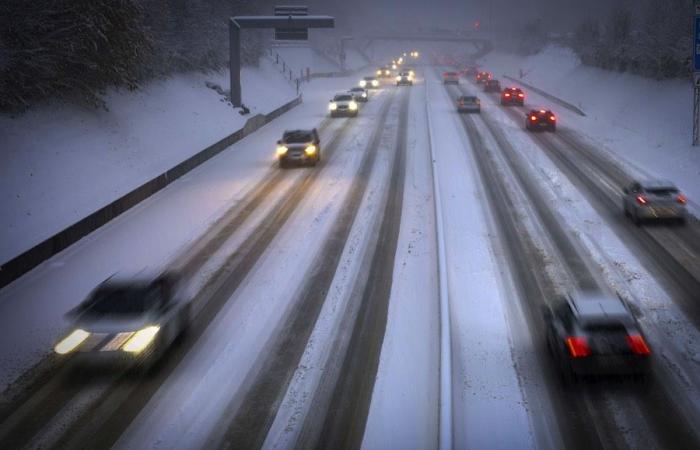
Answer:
[396,71,413,86]
[544,291,651,381]
[376,66,392,78]
[463,66,479,76]
[443,71,460,84]
[329,93,359,118]
[623,179,687,224]
[276,129,321,167]
[410,50,420,59]
[359,76,380,89]
[348,87,369,102]
[501,87,525,106]
[54,273,190,370]
[457,95,481,113]
[525,109,556,131]
[475,71,492,83]
[483,79,501,92]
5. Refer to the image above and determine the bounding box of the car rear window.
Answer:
[646,188,678,196]
[334,95,353,101]
[460,96,477,101]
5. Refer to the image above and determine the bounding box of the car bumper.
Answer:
[570,355,651,376]
[458,106,480,113]
[636,206,686,220]
[330,109,357,117]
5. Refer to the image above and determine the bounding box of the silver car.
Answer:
[622,179,688,224]
[54,273,191,371]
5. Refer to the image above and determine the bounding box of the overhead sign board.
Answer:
[274,5,309,40]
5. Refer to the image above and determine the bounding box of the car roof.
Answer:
[568,292,634,325]
[639,179,677,190]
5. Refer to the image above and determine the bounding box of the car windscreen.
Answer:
[283,131,313,143]
[334,95,353,101]
[363,77,375,81]
[460,96,477,102]
[82,286,158,316]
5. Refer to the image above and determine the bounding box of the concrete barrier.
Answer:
[0,96,303,288]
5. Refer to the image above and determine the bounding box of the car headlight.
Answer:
[349,101,358,110]
[55,329,90,354]
[391,64,397,70]
[376,70,381,76]
[305,145,316,155]
[372,80,379,87]
[329,102,338,111]
[359,80,367,87]
[361,92,367,98]
[122,326,160,353]
[276,145,288,156]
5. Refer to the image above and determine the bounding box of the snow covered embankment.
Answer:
[0,59,296,265]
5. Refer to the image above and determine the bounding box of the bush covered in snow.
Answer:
[0,0,272,113]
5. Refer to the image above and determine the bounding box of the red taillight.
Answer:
[518,93,524,97]
[636,195,649,205]
[550,115,556,121]
[677,194,687,204]
[565,337,591,358]
[626,335,651,355]
[504,93,511,97]
[530,116,537,121]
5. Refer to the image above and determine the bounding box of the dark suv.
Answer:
[543,291,651,381]
[525,109,556,131]
[483,79,501,92]
[276,129,321,167]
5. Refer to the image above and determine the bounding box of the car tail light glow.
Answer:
[550,115,556,121]
[518,93,524,97]
[636,195,649,205]
[626,335,651,355]
[565,337,591,358]
[530,115,537,121]
[504,93,511,97]
[677,194,687,204]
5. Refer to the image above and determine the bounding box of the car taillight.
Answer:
[626,335,651,355]
[550,115,556,121]
[530,116,537,121]
[677,194,687,204]
[636,195,649,205]
[518,93,524,97]
[565,337,591,358]
[504,93,511,97]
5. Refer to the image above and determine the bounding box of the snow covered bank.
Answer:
[0,59,296,265]
[479,46,700,209]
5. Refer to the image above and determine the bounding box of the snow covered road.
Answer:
[2,58,700,450]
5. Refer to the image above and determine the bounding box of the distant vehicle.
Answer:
[543,291,652,381]
[329,93,359,118]
[376,66,392,78]
[623,180,688,225]
[360,76,379,89]
[348,87,369,102]
[403,67,416,77]
[525,109,556,131]
[276,128,321,167]
[396,71,413,86]
[501,87,525,106]
[54,273,190,370]
[410,50,420,58]
[457,95,480,113]
[483,79,501,92]
[443,71,460,84]
[475,71,492,83]
[463,66,479,76]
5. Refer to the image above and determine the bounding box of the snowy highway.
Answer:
[2,57,700,450]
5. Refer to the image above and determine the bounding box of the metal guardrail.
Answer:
[0,96,303,288]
